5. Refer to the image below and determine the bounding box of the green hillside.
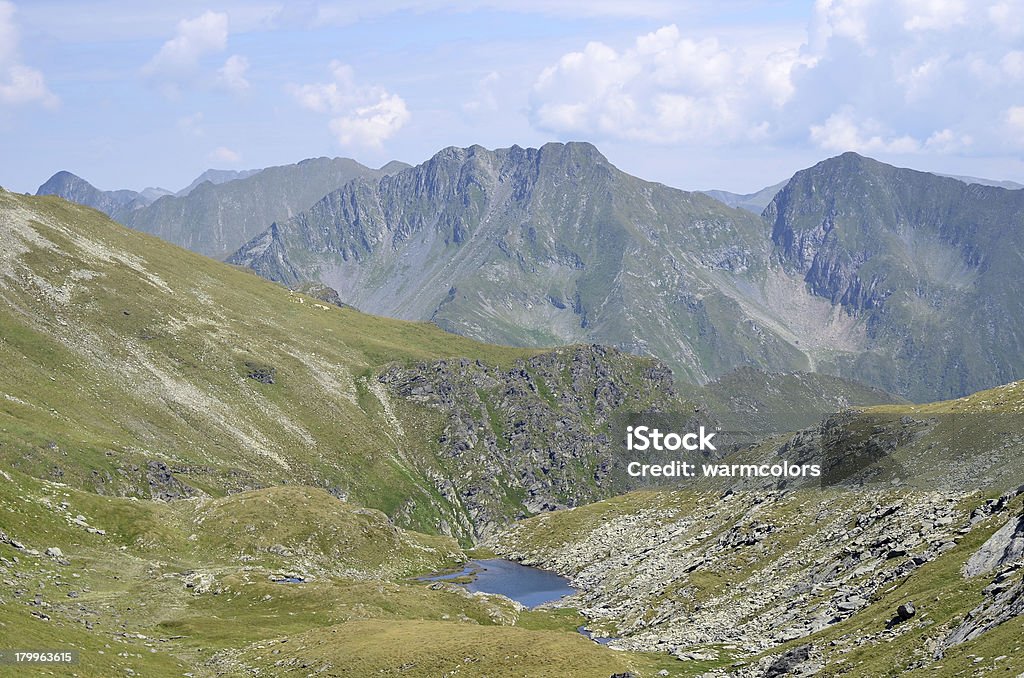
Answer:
[0,188,708,677]
[0,188,697,543]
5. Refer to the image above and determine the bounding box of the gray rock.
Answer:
[897,601,916,620]
[44,547,63,558]
[963,512,1024,577]
[145,460,198,502]
[268,544,294,557]
[941,577,1024,650]
[765,644,811,677]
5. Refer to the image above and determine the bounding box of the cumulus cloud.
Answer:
[530,0,1024,159]
[289,61,409,148]
[144,11,249,96]
[902,0,967,31]
[810,110,922,153]
[218,54,250,93]
[144,11,228,77]
[792,0,1024,154]
[0,1,58,108]
[530,25,801,145]
[208,146,241,163]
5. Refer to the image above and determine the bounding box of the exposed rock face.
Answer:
[764,644,813,677]
[381,345,687,540]
[964,510,1024,577]
[942,565,1024,650]
[294,282,351,309]
[765,152,1024,400]
[145,460,198,501]
[231,146,1024,402]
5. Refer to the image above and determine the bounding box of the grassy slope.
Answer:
[699,366,906,433]
[0,468,684,677]
[0,191,691,677]
[0,189,541,538]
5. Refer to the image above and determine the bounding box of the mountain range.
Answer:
[37,157,409,259]
[36,146,1024,403]
[225,145,1022,402]
[5,159,1024,675]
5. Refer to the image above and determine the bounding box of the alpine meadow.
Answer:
[3,2,1024,677]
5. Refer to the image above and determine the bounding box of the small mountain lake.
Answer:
[421,558,575,608]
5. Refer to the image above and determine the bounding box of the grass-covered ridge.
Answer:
[0,189,543,537]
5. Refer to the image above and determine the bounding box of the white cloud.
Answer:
[529,0,1024,161]
[1001,51,1024,79]
[809,0,875,47]
[530,25,801,145]
[810,110,921,153]
[924,128,972,152]
[208,146,241,163]
[1007,106,1024,145]
[989,1,1024,36]
[289,61,409,148]
[794,0,1024,155]
[218,54,250,92]
[144,11,228,78]
[902,0,967,31]
[329,94,410,147]
[0,1,58,108]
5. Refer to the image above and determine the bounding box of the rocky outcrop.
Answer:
[381,344,687,540]
[145,460,198,501]
[494,487,969,657]
[941,564,1024,651]
[963,510,1024,577]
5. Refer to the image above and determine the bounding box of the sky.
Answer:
[1,0,1023,195]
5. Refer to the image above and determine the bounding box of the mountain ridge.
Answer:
[229,144,1024,402]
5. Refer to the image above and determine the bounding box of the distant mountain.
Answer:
[230,145,1024,402]
[230,142,814,385]
[702,180,787,213]
[122,157,410,259]
[176,168,261,196]
[139,186,173,202]
[36,170,151,216]
[937,173,1024,190]
[37,158,411,260]
[767,152,1024,399]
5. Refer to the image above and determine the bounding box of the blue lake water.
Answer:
[422,558,575,608]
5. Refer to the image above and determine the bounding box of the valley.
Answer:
[5,142,1024,677]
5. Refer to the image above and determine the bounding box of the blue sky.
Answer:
[2,0,1023,194]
